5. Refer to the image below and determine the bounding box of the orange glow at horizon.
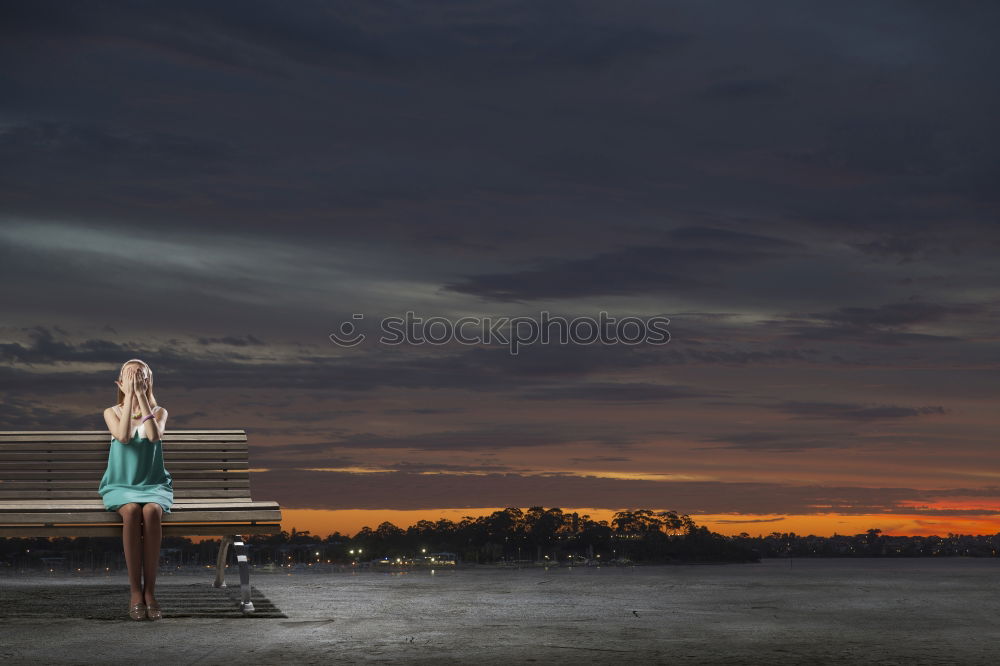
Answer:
[276,508,1000,539]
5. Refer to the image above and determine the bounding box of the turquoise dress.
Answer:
[98,407,173,513]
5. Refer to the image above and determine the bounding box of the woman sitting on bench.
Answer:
[99,358,173,621]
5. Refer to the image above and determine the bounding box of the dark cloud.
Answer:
[0,394,102,429]
[698,431,858,452]
[516,382,720,402]
[782,327,958,346]
[250,452,360,470]
[261,408,366,423]
[569,455,632,463]
[775,301,988,346]
[442,225,813,302]
[775,401,948,421]
[0,121,233,177]
[250,467,998,516]
[0,326,694,399]
[256,423,641,454]
[697,79,785,101]
[847,234,937,263]
[442,244,790,302]
[684,348,816,364]
[196,334,266,346]
[0,327,162,369]
[812,114,951,178]
[387,461,515,474]
[668,226,802,250]
[803,302,985,328]
[382,407,466,415]
[0,0,690,79]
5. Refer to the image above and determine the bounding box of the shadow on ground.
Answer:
[0,583,286,619]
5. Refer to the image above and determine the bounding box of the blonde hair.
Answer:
[117,358,158,411]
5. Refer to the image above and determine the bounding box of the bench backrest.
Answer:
[0,430,251,501]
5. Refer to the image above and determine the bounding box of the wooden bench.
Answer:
[0,429,281,613]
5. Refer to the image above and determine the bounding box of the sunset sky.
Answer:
[2,2,999,539]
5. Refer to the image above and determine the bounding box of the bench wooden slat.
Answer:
[0,452,112,460]
[0,500,277,510]
[0,456,251,466]
[0,451,249,462]
[0,431,246,437]
[0,438,248,444]
[0,509,282,524]
[0,456,250,470]
[0,431,247,444]
[0,443,248,454]
[0,489,251,499]
[0,523,280,538]
[0,473,250,486]
[0,463,250,483]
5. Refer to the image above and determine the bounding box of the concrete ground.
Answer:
[2,558,999,665]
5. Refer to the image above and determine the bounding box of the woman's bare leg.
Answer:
[118,503,144,606]
[141,503,163,605]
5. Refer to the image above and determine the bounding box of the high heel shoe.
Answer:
[128,602,146,621]
[145,601,162,621]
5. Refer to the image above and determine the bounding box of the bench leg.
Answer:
[213,534,254,613]
[213,535,234,588]
[232,534,255,613]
